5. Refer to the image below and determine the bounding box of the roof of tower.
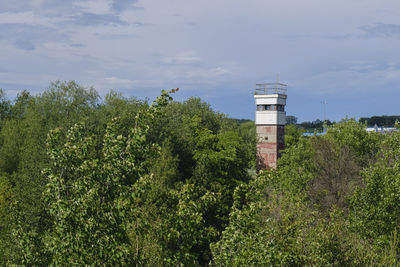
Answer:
[254,82,287,95]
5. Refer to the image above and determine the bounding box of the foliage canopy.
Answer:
[0,81,399,265]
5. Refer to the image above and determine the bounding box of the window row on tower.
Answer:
[257,104,285,112]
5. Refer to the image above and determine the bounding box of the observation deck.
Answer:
[254,83,287,95]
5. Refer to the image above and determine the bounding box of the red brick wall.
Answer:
[256,125,285,170]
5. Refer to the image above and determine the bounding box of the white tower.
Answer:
[254,82,287,169]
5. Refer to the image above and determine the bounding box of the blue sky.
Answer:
[1,0,400,122]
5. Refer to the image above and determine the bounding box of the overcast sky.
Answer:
[1,0,400,122]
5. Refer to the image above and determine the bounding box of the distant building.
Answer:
[302,125,399,136]
[254,82,287,170]
[366,125,398,133]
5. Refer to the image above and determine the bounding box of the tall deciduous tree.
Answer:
[17,90,174,265]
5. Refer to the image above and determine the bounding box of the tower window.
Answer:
[277,105,285,111]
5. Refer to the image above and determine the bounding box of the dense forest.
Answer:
[0,81,399,265]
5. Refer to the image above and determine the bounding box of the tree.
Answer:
[284,124,303,149]
[350,130,400,241]
[0,89,11,127]
[325,118,381,166]
[212,121,396,265]
[286,115,297,125]
[0,174,17,265]
[14,89,174,265]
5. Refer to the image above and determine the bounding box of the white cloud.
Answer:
[73,0,113,15]
[0,72,58,87]
[384,69,400,81]
[161,51,201,65]
[103,76,137,88]
[2,0,400,120]
[186,67,230,80]
[0,11,64,27]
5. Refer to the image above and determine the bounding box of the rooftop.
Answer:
[255,82,287,95]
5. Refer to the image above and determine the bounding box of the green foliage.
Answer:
[350,130,400,242]
[276,135,315,195]
[238,121,256,169]
[326,118,381,165]
[298,119,333,132]
[0,89,11,125]
[0,81,103,264]
[3,85,254,265]
[212,172,378,266]
[0,175,17,265]
[359,115,400,127]
[2,81,400,265]
[162,184,217,266]
[212,120,399,265]
[285,124,303,149]
[35,90,173,265]
[189,118,251,244]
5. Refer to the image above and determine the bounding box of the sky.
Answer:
[1,0,400,122]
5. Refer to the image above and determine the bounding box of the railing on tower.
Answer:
[254,83,287,95]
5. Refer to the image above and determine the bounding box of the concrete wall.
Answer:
[255,111,286,125]
[254,94,287,105]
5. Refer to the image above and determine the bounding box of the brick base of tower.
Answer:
[256,125,285,170]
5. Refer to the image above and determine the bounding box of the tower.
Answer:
[254,82,287,169]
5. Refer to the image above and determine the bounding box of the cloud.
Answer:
[0,1,81,16]
[161,51,201,65]
[103,76,138,88]
[68,12,127,26]
[186,67,230,79]
[383,68,400,81]
[0,1,132,26]
[70,43,85,48]
[0,23,67,51]
[2,0,400,122]
[0,11,63,27]
[0,72,58,87]
[111,0,139,13]
[358,23,400,38]
[293,62,400,97]
[161,65,233,91]
[14,40,35,50]
[0,23,68,50]
[0,1,38,12]
[73,0,113,15]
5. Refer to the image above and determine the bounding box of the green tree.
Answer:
[212,120,397,266]
[350,130,400,241]
[0,89,11,127]
[0,175,17,265]
[0,81,102,263]
[16,90,175,265]
[325,118,381,165]
[284,124,303,149]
